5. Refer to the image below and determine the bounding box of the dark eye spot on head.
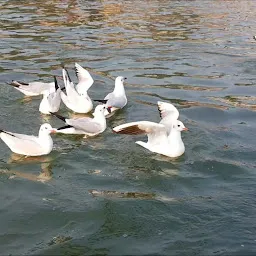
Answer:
[178,125,180,127]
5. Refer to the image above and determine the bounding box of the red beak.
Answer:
[183,127,189,131]
[107,107,112,113]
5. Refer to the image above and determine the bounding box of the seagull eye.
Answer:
[178,125,180,127]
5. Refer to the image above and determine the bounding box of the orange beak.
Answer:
[51,129,57,134]
[183,127,189,131]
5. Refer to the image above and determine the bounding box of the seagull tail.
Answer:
[50,112,67,122]
[0,130,15,137]
[7,80,28,88]
[54,76,59,91]
[57,125,73,130]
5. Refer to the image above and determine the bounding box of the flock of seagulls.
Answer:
[1,63,188,159]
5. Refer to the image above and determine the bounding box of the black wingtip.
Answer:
[54,76,59,91]
[158,105,162,119]
[57,125,73,130]
[65,68,72,83]
[74,66,79,79]
[17,81,29,86]
[0,130,15,137]
[93,99,108,104]
[50,112,66,122]
[7,81,22,87]
[61,64,72,83]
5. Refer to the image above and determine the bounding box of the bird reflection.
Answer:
[1,154,54,183]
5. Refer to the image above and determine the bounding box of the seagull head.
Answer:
[172,120,188,132]
[93,104,107,116]
[115,76,127,85]
[39,123,56,135]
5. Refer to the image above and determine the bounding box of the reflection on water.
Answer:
[0,0,256,255]
[0,154,53,182]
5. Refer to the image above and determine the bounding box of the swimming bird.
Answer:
[60,67,93,113]
[113,120,187,158]
[51,104,107,137]
[113,101,188,158]
[0,123,55,156]
[7,80,55,96]
[39,76,61,114]
[94,76,127,117]
[74,63,94,95]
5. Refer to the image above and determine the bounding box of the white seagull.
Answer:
[7,80,55,96]
[94,76,127,117]
[113,101,188,158]
[0,123,55,156]
[74,63,94,95]
[51,104,108,137]
[39,76,61,115]
[60,67,93,113]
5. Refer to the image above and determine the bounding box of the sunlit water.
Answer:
[0,0,256,255]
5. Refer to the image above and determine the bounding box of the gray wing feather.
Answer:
[105,95,127,108]
[67,118,102,134]
[0,133,43,155]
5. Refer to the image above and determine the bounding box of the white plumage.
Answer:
[0,123,55,156]
[113,101,188,158]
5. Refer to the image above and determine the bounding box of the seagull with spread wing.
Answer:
[60,65,93,113]
[113,101,188,158]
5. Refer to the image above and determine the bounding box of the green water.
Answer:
[0,0,256,255]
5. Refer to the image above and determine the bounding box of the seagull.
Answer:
[60,67,93,113]
[94,76,127,117]
[7,80,55,96]
[113,101,188,158]
[39,76,61,114]
[0,123,55,156]
[51,104,108,137]
[74,63,94,95]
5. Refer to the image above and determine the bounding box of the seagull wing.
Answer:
[8,81,54,95]
[158,101,179,132]
[75,63,94,94]
[66,118,102,134]
[0,132,44,155]
[47,90,61,112]
[158,101,179,120]
[104,91,114,100]
[62,68,77,98]
[113,121,167,145]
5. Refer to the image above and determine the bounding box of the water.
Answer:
[0,0,256,255]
